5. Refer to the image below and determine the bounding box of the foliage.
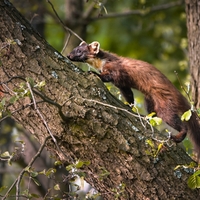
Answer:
[145,139,164,162]
[174,162,200,189]
[187,170,200,189]
[181,109,192,121]
[146,112,162,127]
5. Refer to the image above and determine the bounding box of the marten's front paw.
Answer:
[129,103,135,108]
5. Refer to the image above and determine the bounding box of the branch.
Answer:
[89,0,183,21]
[31,88,69,121]
[46,0,83,45]
[26,82,71,162]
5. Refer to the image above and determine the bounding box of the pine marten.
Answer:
[67,41,200,159]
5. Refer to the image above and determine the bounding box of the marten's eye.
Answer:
[76,49,82,54]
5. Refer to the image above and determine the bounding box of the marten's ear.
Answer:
[89,41,100,54]
[79,41,87,46]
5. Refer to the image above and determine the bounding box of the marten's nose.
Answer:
[67,54,71,59]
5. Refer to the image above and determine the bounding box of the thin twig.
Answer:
[47,0,83,42]
[174,71,192,102]
[90,0,183,21]
[27,82,71,162]
[81,97,145,123]
[2,136,50,200]
[27,82,59,147]
[61,33,71,54]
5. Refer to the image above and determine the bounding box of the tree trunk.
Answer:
[185,0,200,108]
[0,1,199,199]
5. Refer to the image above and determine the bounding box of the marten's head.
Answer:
[67,41,100,62]
[67,41,107,71]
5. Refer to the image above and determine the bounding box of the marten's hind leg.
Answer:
[159,112,188,143]
[145,97,188,143]
[119,87,134,105]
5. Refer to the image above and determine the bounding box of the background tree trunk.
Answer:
[0,1,200,199]
[63,0,87,55]
[185,0,200,108]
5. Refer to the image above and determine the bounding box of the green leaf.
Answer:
[35,80,46,90]
[1,151,11,158]
[147,112,156,118]
[9,96,18,104]
[75,160,84,168]
[157,143,163,152]
[45,168,56,176]
[75,160,91,169]
[29,193,40,198]
[25,166,31,172]
[181,110,192,121]
[1,98,6,106]
[54,160,62,166]
[187,170,200,189]
[26,77,35,87]
[66,160,90,171]
[66,164,73,171]
[99,168,110,179]
[154,143,163,157]
[0,186,7,193]
[30,171,38,178]
[149,117,162,126]
[22,189,39,198]
[8,158,12,166]
[145,150,152,156]
[54,184,60,191]
[31,177,41,186]
[145,139,154,148]
[39,169,46,175]
[38,80,46,88]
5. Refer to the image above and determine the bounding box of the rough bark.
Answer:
[0,1,199,199]
[185,0,200,108]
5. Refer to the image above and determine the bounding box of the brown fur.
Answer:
[68,41,200,159]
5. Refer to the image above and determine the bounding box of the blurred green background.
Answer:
[11,0,188,86]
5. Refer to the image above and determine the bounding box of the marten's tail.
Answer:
[188,112,200,161]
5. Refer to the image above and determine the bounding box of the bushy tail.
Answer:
[188,112,200,160]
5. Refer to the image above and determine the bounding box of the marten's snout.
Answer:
[67,51,86,62]
[67,53,75,61]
